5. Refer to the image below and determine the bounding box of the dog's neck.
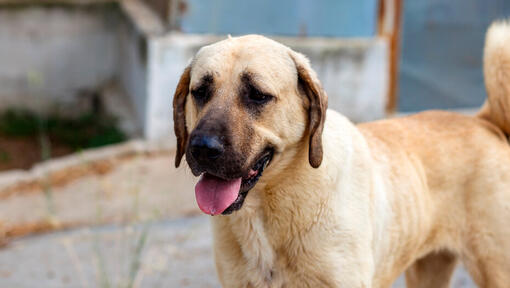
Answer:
[236,111,361,232]
[222,134,338,286]
[255,112,361,242]
[221,111,376,285]
[261,147,333,243]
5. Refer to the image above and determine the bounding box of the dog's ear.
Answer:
[289,51,328,168]
[173,65,192,168]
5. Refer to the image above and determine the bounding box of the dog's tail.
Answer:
[478,20,510,135]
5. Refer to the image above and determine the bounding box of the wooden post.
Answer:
[378,0,403,114]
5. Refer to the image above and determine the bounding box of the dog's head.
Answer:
[173,35,327,215]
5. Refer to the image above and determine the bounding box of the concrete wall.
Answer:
[0,3,149,134]
[146,34,201,140]
[146,34,388,140]
[117,14,148,129]
[0,4,121,112]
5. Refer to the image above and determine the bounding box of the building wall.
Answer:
[146,34,199,140]
[177,0,378,37]
[0,4,121,113]
[399,0,510,111]
[117,14,148,129]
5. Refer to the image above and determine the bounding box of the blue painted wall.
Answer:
[177,0,378,37]
[399,0,510,111]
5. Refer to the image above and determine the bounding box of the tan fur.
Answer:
[173,22,510,287]
[478,20,510,135]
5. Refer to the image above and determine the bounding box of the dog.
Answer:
[172,21,510,287]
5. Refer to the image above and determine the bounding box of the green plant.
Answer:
[0,149,9,163]
[126,225,150,288]
[0,109,127,150]
[0,109,39,136]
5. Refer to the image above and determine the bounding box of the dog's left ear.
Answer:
[173,65,192,168]
[289,51,328,168]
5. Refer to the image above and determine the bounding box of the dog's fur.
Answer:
[173,21,510,287]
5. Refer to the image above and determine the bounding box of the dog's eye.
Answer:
[192,86,209,103]
[248,89,272,104]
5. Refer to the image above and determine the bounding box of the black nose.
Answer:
[190,134,224,162]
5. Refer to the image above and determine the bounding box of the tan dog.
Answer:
[173,22,510,287]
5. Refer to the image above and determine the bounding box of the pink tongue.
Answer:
[195,174,242,215]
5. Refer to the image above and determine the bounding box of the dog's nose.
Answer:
[190,134,224,162]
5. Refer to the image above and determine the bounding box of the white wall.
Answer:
[146,34,203,140]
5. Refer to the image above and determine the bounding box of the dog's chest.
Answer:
[236,221,324,287]
[228,213,307,287]
[237,246,314,288]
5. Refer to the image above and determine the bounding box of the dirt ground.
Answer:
[0,134,72,171]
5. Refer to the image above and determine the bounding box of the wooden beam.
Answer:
[378,0,403,114]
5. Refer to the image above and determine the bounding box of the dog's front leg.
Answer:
[270,223,375,288]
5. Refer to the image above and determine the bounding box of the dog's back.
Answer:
[356,20,510,287]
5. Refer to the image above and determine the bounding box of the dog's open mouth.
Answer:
[194,149,273,216]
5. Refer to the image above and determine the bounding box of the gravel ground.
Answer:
[0,216,477,288]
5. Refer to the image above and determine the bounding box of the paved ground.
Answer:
[0,216,477,288]
[0,140,478,287]
[0,141,199,240]
[0,216,217,288]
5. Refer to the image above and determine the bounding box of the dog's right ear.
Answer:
[173,65,191,168]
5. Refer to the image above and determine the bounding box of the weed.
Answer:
[0,149,9,163]
[127,224,150,288]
